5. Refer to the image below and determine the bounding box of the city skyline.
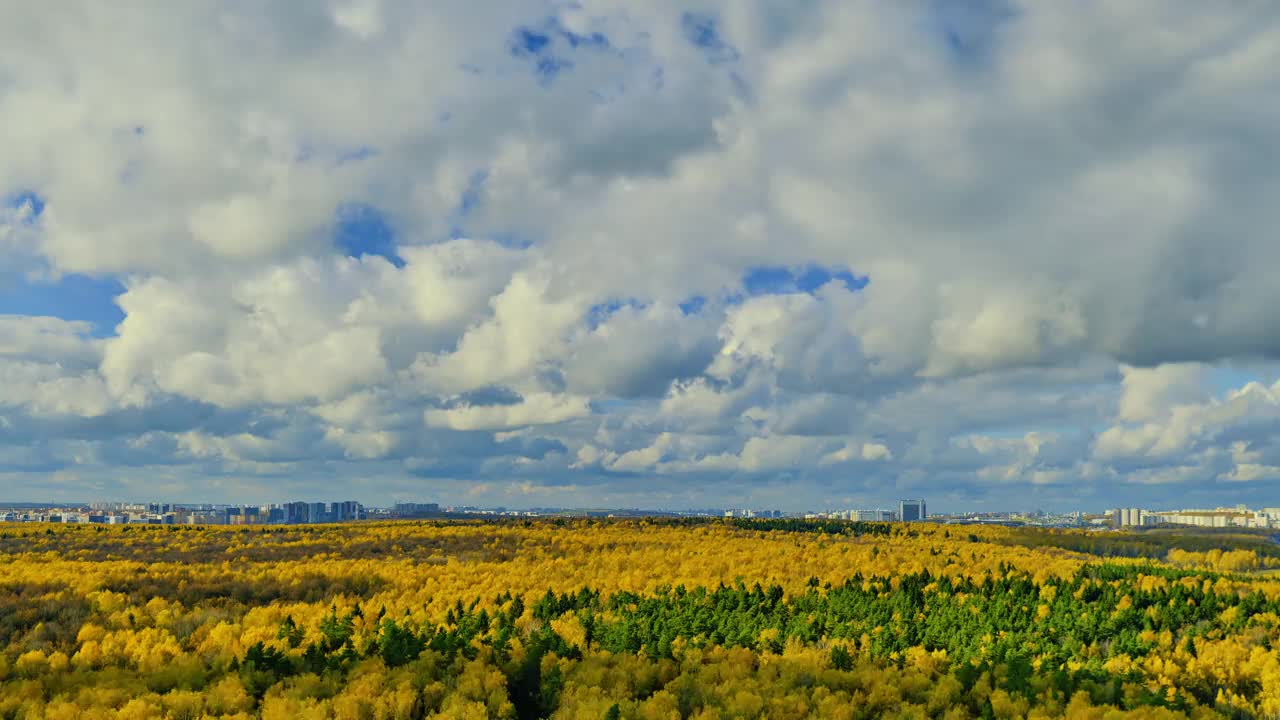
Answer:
[8,493,1280,523]
[7,486,1280,517]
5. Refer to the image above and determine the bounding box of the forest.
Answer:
[2,518,1280,718]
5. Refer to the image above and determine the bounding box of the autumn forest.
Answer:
[3,519,1280,719]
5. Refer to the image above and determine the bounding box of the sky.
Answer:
[4,2,1280,512]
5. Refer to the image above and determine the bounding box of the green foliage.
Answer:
[276,615,304,648]
[318,607,356,652]
[375,618,425,668]
[230,558,1280,715]
[506,627,578,720]
[830,644,853,671]
[241,641,294,698]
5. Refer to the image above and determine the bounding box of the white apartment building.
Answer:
[1151,508,1268,529]
[1113,508,1151,527]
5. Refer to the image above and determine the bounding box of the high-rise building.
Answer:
[333,501,363,522]
[899,499,926,522]
[283,502,308,524]
[225,506,262,525]
[1114,508,1146,527]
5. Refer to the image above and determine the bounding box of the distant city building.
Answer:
[1114,507,1147,527]
[1151,508,1268,529]
[28,497,1280,531]
[799,508,896,522]
[283,502,308,524]
[223,506,264,525]
[393,502,440,516]
[899,499,926,522]
[723,509,782,519]
[322,501,360,522]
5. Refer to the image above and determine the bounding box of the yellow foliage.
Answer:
[206,675,254,716]
[14,650,47,677]
[550,615,588,651]
[115,696,163,720]
[1,520,1278,718]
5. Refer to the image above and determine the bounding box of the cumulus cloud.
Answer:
[1116,364,1208,422]
[5,2,1280,507]
[0,315,99,365]
[565,304,719,398]
[410,269,587,394]
[0,361,114,418]
[0,196,43,278]
[425,393,590,431]
[1094,379,1280,487]
[102,266,391,407]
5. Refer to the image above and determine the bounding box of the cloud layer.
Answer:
[4,1,1280,509]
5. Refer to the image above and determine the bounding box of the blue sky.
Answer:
[1,191,124,335]
[3,2,1280,511]
[336,202,403,267]
[0,273,125,336]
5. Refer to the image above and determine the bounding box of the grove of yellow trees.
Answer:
[1,519,1279,718]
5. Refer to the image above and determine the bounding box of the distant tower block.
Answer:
[1115,508,1144,527]
[899,499,926,522]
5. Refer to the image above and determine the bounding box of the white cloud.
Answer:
[332,1,384,39]
[565,304,718,398]
[0,361,114,418]
[102,265,391,408]
[410,269,587,394]
[607,432,674,473]
[6,3,1280,507]
[1116,363,1208,422]
[324,427,399,459]
[424,393,590,431]
[861,442,892,462]
[0,315,100,364]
